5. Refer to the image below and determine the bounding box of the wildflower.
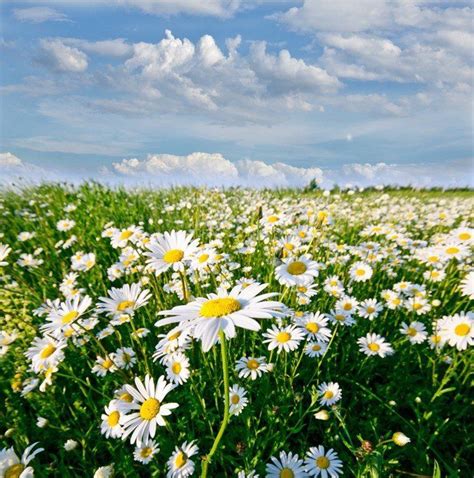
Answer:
[439,312,473,350]
[358,333,394,357]
[134,439,159,464]
[263,324,305,354]
[157,283,284,352]
[0,442,43,478]
[229,385,248,416]
[318,382,342,406]
[265,451,307,478]
[101,400,124,438]
[305,445,343,477]
[166,441,199,478]
[349,261,373,282]
[275,255,320,286]
[121,375,179,446]
[164,352,191,385]
[400,321,427,344]
[392,432,411,446]
[97,283,151,320]
[235,356,269,380]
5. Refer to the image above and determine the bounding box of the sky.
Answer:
[0,0,473,188]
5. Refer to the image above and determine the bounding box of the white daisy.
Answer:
[0,442,43,478]
[460,272,474,299]
[235,356,269,380]
[295,312,332,342]
[100,400,124,438]
[275,255,320,287]
[318,382,342,406]
[358,299,383,320]
[97,283,151,320]
[166,441,199,478]
[349,261,373,282]
[400,321,428,344]
[115,347,137,370]
[164,352,191,385]
[25,335,67,373]
[0,244,12,266]
[92,355,118,376]
[305,445,343,477]
[121,375,179,446]
[156,283,284,352]
[145,230,199,275]
[133,439,159,464]
[358,333,394,357]
[265,451,307,478]
[439,312,473,350]
[229,384,248,416]
[304,341,328,358]
[262,324,305,354]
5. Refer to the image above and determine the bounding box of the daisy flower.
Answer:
[235,356,269,380]
[25,335,67,373]
[145,230,199,275]
[164,352,191,385]
[358,333,394,357]
[327,309,355,327]
[305,445,343,477]
[229,385,248,416]
[439,312,473,350]
[358,299,383,320]
[166,441,199,478]
[134,439,159,464]
[121,375,179,446]
[97,283,151,320]
[100,400,124,438]
[305,341,328,358]
[115,347,137,370]
[57,219,75,231]
[318,382,342,406]
[92,355,118,376]
[295,312,332,342]
[400,321,428,344]
[0,244,12,266]
[265,451,307,478]
[111,225,143,249]
[460,272,474,299]
[0,442,44,478]
[156,283,284,352]
[349,261,373,282]
[335,296,358,315]
[41,295,92,337]
[275,255,320,287]
[262,324,305,354]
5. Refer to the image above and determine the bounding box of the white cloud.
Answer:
[13,7,68,23]
[62,38,133,57]
[112,152,323,187]
[40,39,88,72]
[0,152,23,167]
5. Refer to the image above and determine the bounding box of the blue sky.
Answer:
[0,0,472,188]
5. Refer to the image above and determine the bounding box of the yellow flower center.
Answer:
[343,303,352,311]
[5,464,25,478]
[305,322,319,334]
[40,343,56,359]
[200,298,241,318]
[107,410,120,427]
[120,392,133,402]
[119,230,133,240]
[168,331,181,341]
[172,362,182,374]
[455,323,470,336]
[458,232,470,241]
[431,335,441,344]
[312,344,321,351]
[407,327,417,337]
[117,300,135,311]
[174,451,187,468]
[102,357,114,369]
[446,246,459,255]
[287,261,307,275]
[355,269,366,276]
[231,394,240,404]
[140,447,153,458]
[140,398,161,420]
[267,215,279,223]
[366,306,375,313]
[247,359,259,370]
[368,343,380,352]
[335,314,346,321]
[284,243,294,251]
[413,303,422,311]
[323,390,334,399]
[297,286,307,293]
[198,254,209,263]
[163,249,184,263]
[62,310,79,324]
[298,231,306,238]
[276,332,291,343]
[279,468,294,478]
[316,456,330,469]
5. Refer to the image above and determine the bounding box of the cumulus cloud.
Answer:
[13,7,68,23]
[111,152,322,187]
[60,38,133,57]
[39,39,88,72]
[0,152,50,183]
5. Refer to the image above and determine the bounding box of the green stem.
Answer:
[200,329,230,478]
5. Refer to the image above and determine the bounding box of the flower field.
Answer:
[0,184,472,477]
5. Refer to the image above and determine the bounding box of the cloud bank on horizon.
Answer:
[0,0,472,188]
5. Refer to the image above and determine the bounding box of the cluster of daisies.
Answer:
[0,187,472,476]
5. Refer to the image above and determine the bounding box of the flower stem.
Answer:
[200,329,230,477]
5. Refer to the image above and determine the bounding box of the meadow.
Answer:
[0,183,472,478]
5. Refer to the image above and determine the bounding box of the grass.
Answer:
[0,183,473,477]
